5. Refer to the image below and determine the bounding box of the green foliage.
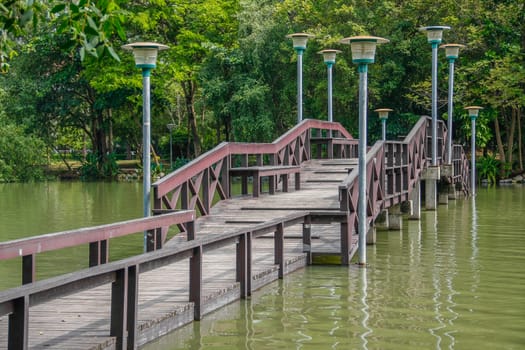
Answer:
[1,0,525,179]
[1,0,126,71]
[79,152,119,180]
[477,155,499,185]
[0,117,46,182]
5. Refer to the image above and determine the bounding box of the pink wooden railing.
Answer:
[152,119,356,248]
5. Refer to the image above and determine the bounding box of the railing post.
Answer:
[221,155,231,198]
[190,246,203,320]
[339,187,351,265]
[89,240,109,266]
[274,223,284,278]
[126,265,139,350]
[22,254,35,284]
[111,268,128,350]
[304,129,311,161]
[8,296,29,350]
[202,168,210,215]
[236,232,252,298]
[145,230,156,252]
[303,216,312,265]
[186,220,195,241]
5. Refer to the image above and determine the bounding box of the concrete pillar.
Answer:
[366,226,376,245]
[439,192,449,204]
[374,209,389,231]
[409,180,421,220]
[388,205,403,230]
[422,166,440,210]
[448,183,458,200]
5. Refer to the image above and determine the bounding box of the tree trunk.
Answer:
[182,80,202,157]
[507,107,516,167]
[518,108,523,171]
[494,111,506,164]
[108,108,114,154]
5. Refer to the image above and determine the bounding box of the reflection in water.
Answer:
[429,209,445,350]
[136,188,525,350]
[359,267,371,350]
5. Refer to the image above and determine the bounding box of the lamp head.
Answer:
[465,106,483,120]
[340,36,389,64]
[419,26,451,44]
[440,43,465,60]
[122,42,169,69]
[318,49,342,65]
[374,108,393,120]
[286,33,314,51]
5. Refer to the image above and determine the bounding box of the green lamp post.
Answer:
[340,35,389,266]
[122,42,168,251]
[287,33,314,124]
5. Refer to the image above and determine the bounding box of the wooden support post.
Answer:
[111,268,128,350]
[89,240,109,267]
[202,168,210,214]
[340,222,350,265]
[281,174,289,193]
[274,223,284,278]
[186,220,195,241]
[268,175,275,195]
[236,233,248,298]
[8,296,29,350]
[240,155,248,195]
[253,173,260,197]
[22,254,35,284]
[145,230,155,252]
[126,265,139,350]
[101,239,108,263]
[295,172,301,191]
[246,233,252,296]
[303,216,312,265]
[190,246,203,320]
[155,228,162,250]
[221,155,230,198]
[181,182,189,210]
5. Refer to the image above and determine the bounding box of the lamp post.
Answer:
[441,43,465,164]
[374,108,393,141]
[419,25,450,165]
[123,42,168,252]
[318,49,342,131]
[340,35,389,266]
[167,123,175,170]
[287,33,314,124]
[465,106,483,196]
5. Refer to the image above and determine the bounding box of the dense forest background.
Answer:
[0,0,523,181]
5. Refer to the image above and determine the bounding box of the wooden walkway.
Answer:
[0,159,357,350]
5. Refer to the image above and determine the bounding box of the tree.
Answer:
[1,0,126,72]
[0,93,46,182]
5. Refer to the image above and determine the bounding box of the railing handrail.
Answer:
[0,210,195,261]
[153,119,353,197]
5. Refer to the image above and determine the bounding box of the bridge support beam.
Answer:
[375,209,389,231]
[423,166,440,210]
[388,205,403,230]
[366,226,376,245]
[448,184,458,200]
[439,192,449,204]
[409,181,421,220]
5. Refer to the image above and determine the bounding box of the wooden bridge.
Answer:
[0,117,470,349]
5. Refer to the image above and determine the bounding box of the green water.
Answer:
[144,187,525,350]
[0,181,143,289]
[1,183,524,349]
